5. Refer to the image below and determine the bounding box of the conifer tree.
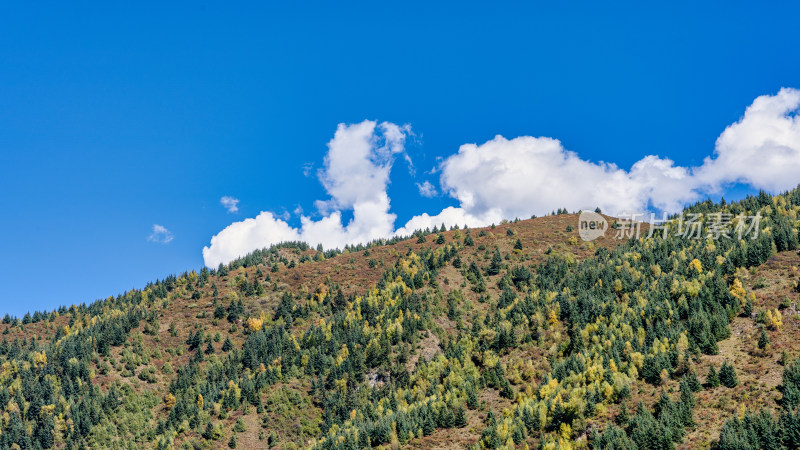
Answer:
[758,328,769,351]
[707,366,720,388]
[616,400,630,428]
[454,405,467,428]
[720,360,738,388]
[486,250,503,276]
[222,336,233,352]
[684,371,703,392]
[679,378,695,427]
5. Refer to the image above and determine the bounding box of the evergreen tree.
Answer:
[422,407,435,436]
[684,371,703,392]
[742,297,754,317]
[203,422,218,440]
[222,336,233,352]
[274,292,294,322]
[616,400,630,427]
[486,250,503,276]
[758,328,769,351]
[678,378,695,427]
[592,425,636,450]
[332,289,347,313]
[454,405,467,428]
[466,384,479,409]
[720,360,738,388]
[707,366,720,388]
[781,355,800,410]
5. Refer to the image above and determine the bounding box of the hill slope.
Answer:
[1,190,800,449]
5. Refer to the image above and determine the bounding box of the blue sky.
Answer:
[1,1,799,316]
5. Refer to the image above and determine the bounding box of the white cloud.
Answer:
[202,120,409,267]
[204,89,800,267]
[411,135,695,226]
[148,224,174,244]
[220,196,240,213]
[394,206,487,236]
[398,88,800,230]
[696,87,800,193]
[416,181,438,197]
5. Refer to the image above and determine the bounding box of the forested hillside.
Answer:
[1,188,800,449]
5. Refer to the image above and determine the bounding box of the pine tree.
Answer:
[616,400,630,427]
[707,366,720,388]
[758,328,769,351]
[513,238,522,250]
[466,384,479,409]
[222,337,233,352]
[486,250,503,276]
[684,371,703,392]
[228,434,237,448]
[742,297,754,317]
[214,305,226,319]
[719,360,738,388]
[332,289,347,313]
[593,425,636,450]
[439,407,454,428]
[203,422,217,440]
[679,378,695,427]
[511,424,526,445]
[422,407,435,436]
[782,356,800,410]
[454,405,467,428]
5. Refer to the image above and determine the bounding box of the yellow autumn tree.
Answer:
[688,258,702,275]
[246,316,263,332]
[730,278,746,300]
[164,393,177,409]
[32,351,47,369]
[766,309,783,330]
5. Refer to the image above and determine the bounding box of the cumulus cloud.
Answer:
[396,88,800,231]
[202,120,409,267]
[204,89,800,267]
[416,181,438,197]
[406,135,695,228]
[696,87,800,193]
[148,224,174,244]
[220,196,240,213]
